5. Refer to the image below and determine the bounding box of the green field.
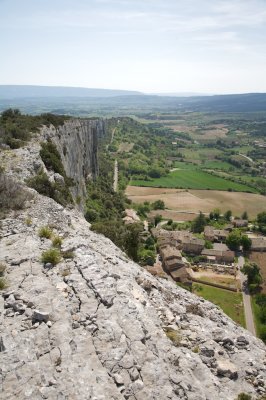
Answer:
[193,283,246,327]
[131,169,257,192]
[251,297,266,341]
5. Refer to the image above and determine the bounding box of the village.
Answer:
[123,208,266,291]
[148,219,266,289]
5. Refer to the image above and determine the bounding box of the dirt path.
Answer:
[111,127,116,144]
[113,159,118,192]
[239,153,254,163]
[238,256,256,336]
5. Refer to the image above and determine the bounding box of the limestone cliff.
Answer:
[0,125,266,400]
[42,118,105,202]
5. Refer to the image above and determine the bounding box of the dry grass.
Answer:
[118,142,134,153]
[0,171,32,216]
[126,186,266,219]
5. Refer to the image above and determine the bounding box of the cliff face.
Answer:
[0,125,266,400]
[42,119,105,202]
[0,118,105,207]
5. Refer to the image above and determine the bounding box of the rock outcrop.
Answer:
[0,122,266,400]
[1,118,105,205]
[42,119,105,202]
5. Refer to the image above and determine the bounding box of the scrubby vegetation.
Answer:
[27,169,73,206]
[41,248,62,265]
[0,263,7,290]
[0,108,67,148]
[0,167,32,217]
[38,225,53,239]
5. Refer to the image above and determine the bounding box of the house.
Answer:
[152,228,191,250]
[233,219,248,228]
[204,226,229,242]
[160,245,185,272]
[204,226,214,241]
[251,237,266,252]
[170,266,192,285]
[213,243,229,252]
[182,237,205,255]
[201,248,235,264]
[214,229,229,242]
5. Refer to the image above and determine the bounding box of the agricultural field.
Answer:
[126,186,266,219]
[193,283,246,327]
[192,271,240,290]
[130,168,257,192]
[251,297,266,339]
[108,113,266,219]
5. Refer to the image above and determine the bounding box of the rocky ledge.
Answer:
[0,191,265,400]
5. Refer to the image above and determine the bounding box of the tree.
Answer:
[152,200,165,210]
[257,211,266,233]
[241,211,248,220]
[224,210,232,221]
[212,208,221,220]
[154,214,162,227]
[226,230,242,251]
[191,212,207,233]
[241,262,262,287]
[241,234,251,251]
[125,223,143,262]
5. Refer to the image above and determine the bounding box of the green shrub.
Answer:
[38,225,53,239]
[27,170,73,206]
[0,263,6,276]
[0,278,8,290]
[25,217,32,226]
[164,327,181,346]
[236,394,252,400]
[52,235,63,247]
[61,250,74,259]
[40,140,65,176]
[0,170,32,216]
[27,171,54,197]
[41,248,61,265]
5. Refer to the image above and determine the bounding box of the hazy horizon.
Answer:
[1,0,266,94]
[1,84,266,97]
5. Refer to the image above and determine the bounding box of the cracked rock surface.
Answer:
[0,194,266,400]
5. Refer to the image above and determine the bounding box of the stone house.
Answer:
[201,248,235,264]
[204,226,229,242]
[170,266,192,285]
[233,219,248,228]
[251,237,266,252]
[182,237,205,255]
[204,226,214,241]
[160,245,185,272]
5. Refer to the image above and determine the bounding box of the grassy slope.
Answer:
[193,283,246,327]
[131,169,257,192]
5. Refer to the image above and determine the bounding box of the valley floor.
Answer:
[126,186,266,220]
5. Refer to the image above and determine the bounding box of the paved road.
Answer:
[238,256,256,336]
[113,159,118,192]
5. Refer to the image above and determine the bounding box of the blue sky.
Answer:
[1,0,266,93]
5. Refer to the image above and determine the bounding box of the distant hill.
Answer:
[150,92,211,97]
[0,85,143,98]
[0,88,266,114]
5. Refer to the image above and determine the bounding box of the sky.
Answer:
[1,0,266,94]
